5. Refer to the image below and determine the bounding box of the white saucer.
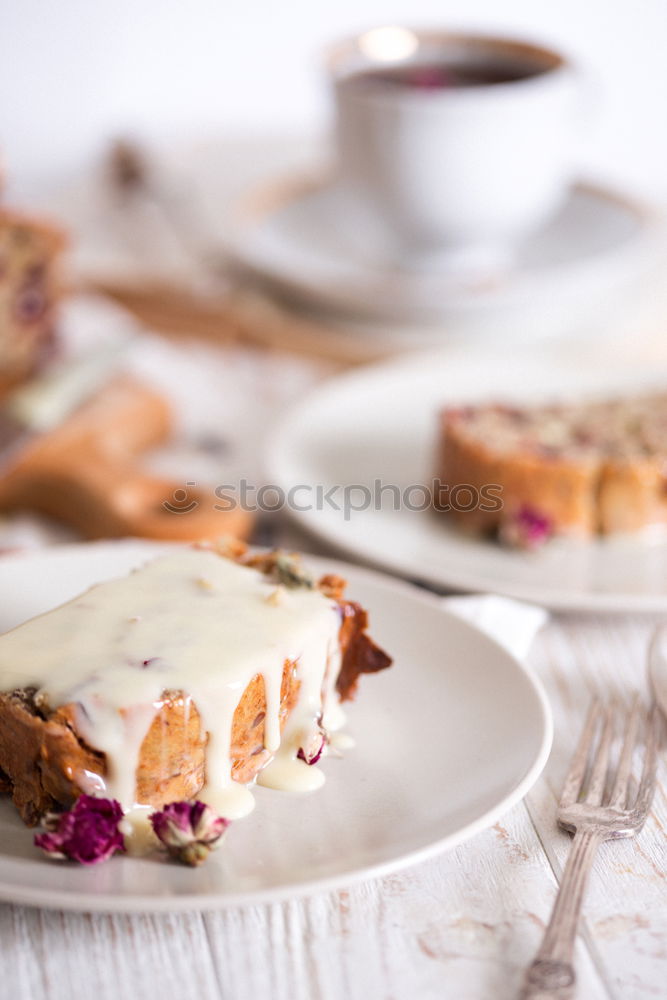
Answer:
[229,175,662,336]
[0,540,551,912]
[268,348,667,613]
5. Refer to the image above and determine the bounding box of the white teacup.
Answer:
[329,27,580,270]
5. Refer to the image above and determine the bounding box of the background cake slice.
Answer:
[0,207,66,397]
[436,393,667,547]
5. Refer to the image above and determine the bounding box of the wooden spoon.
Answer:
[0,375,253,542]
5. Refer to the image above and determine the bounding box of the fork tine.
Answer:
[632,704,662,827]
[559,697,601,808]
[608,694,641,810]
[585,702,614,804]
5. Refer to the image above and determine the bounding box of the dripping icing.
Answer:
[0,550,346,824]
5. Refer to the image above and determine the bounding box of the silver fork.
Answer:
[521,697,661,1000]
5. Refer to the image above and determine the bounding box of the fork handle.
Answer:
[521,828,603,1000]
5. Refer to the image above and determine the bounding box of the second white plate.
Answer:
[268,349,667,612]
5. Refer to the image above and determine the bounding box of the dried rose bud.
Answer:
[150,800,229,866]
[500,505,553,551]
[297,729,327,766]
[34,795,125,865]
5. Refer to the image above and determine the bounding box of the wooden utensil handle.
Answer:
[4,460,252,541]
[0,375,253,542]
[111,475,252,541]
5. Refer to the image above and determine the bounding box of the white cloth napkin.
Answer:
[441,594,548,661]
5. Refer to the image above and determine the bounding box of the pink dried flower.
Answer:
[500,505,553,551]
[297,730,327,765]
[34,795,125,865]
[150,801,229,866]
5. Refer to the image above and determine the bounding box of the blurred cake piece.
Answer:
[0,208,66,396]
[436,393,667,547]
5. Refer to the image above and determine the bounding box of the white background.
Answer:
[1,0,666,202]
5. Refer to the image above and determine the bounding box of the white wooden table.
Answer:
[1,563,665,1000]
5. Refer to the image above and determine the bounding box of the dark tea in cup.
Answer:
[342,58,548,92]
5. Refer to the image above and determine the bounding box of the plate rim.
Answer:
[0,540,552,912]
[228,172,660,321]
[266,350,667,614]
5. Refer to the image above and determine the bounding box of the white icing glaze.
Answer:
[329,731,356,752]
[0,550,346,820]
[258,756,326,793]
[118,806,159,856]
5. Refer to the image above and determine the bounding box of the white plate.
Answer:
[230,175,661,337]
[0,540,551,912]
[268,349,667,613]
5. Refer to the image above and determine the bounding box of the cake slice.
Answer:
[0,208,66,396]
[435,393,667,547]
[0,544,391,832]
